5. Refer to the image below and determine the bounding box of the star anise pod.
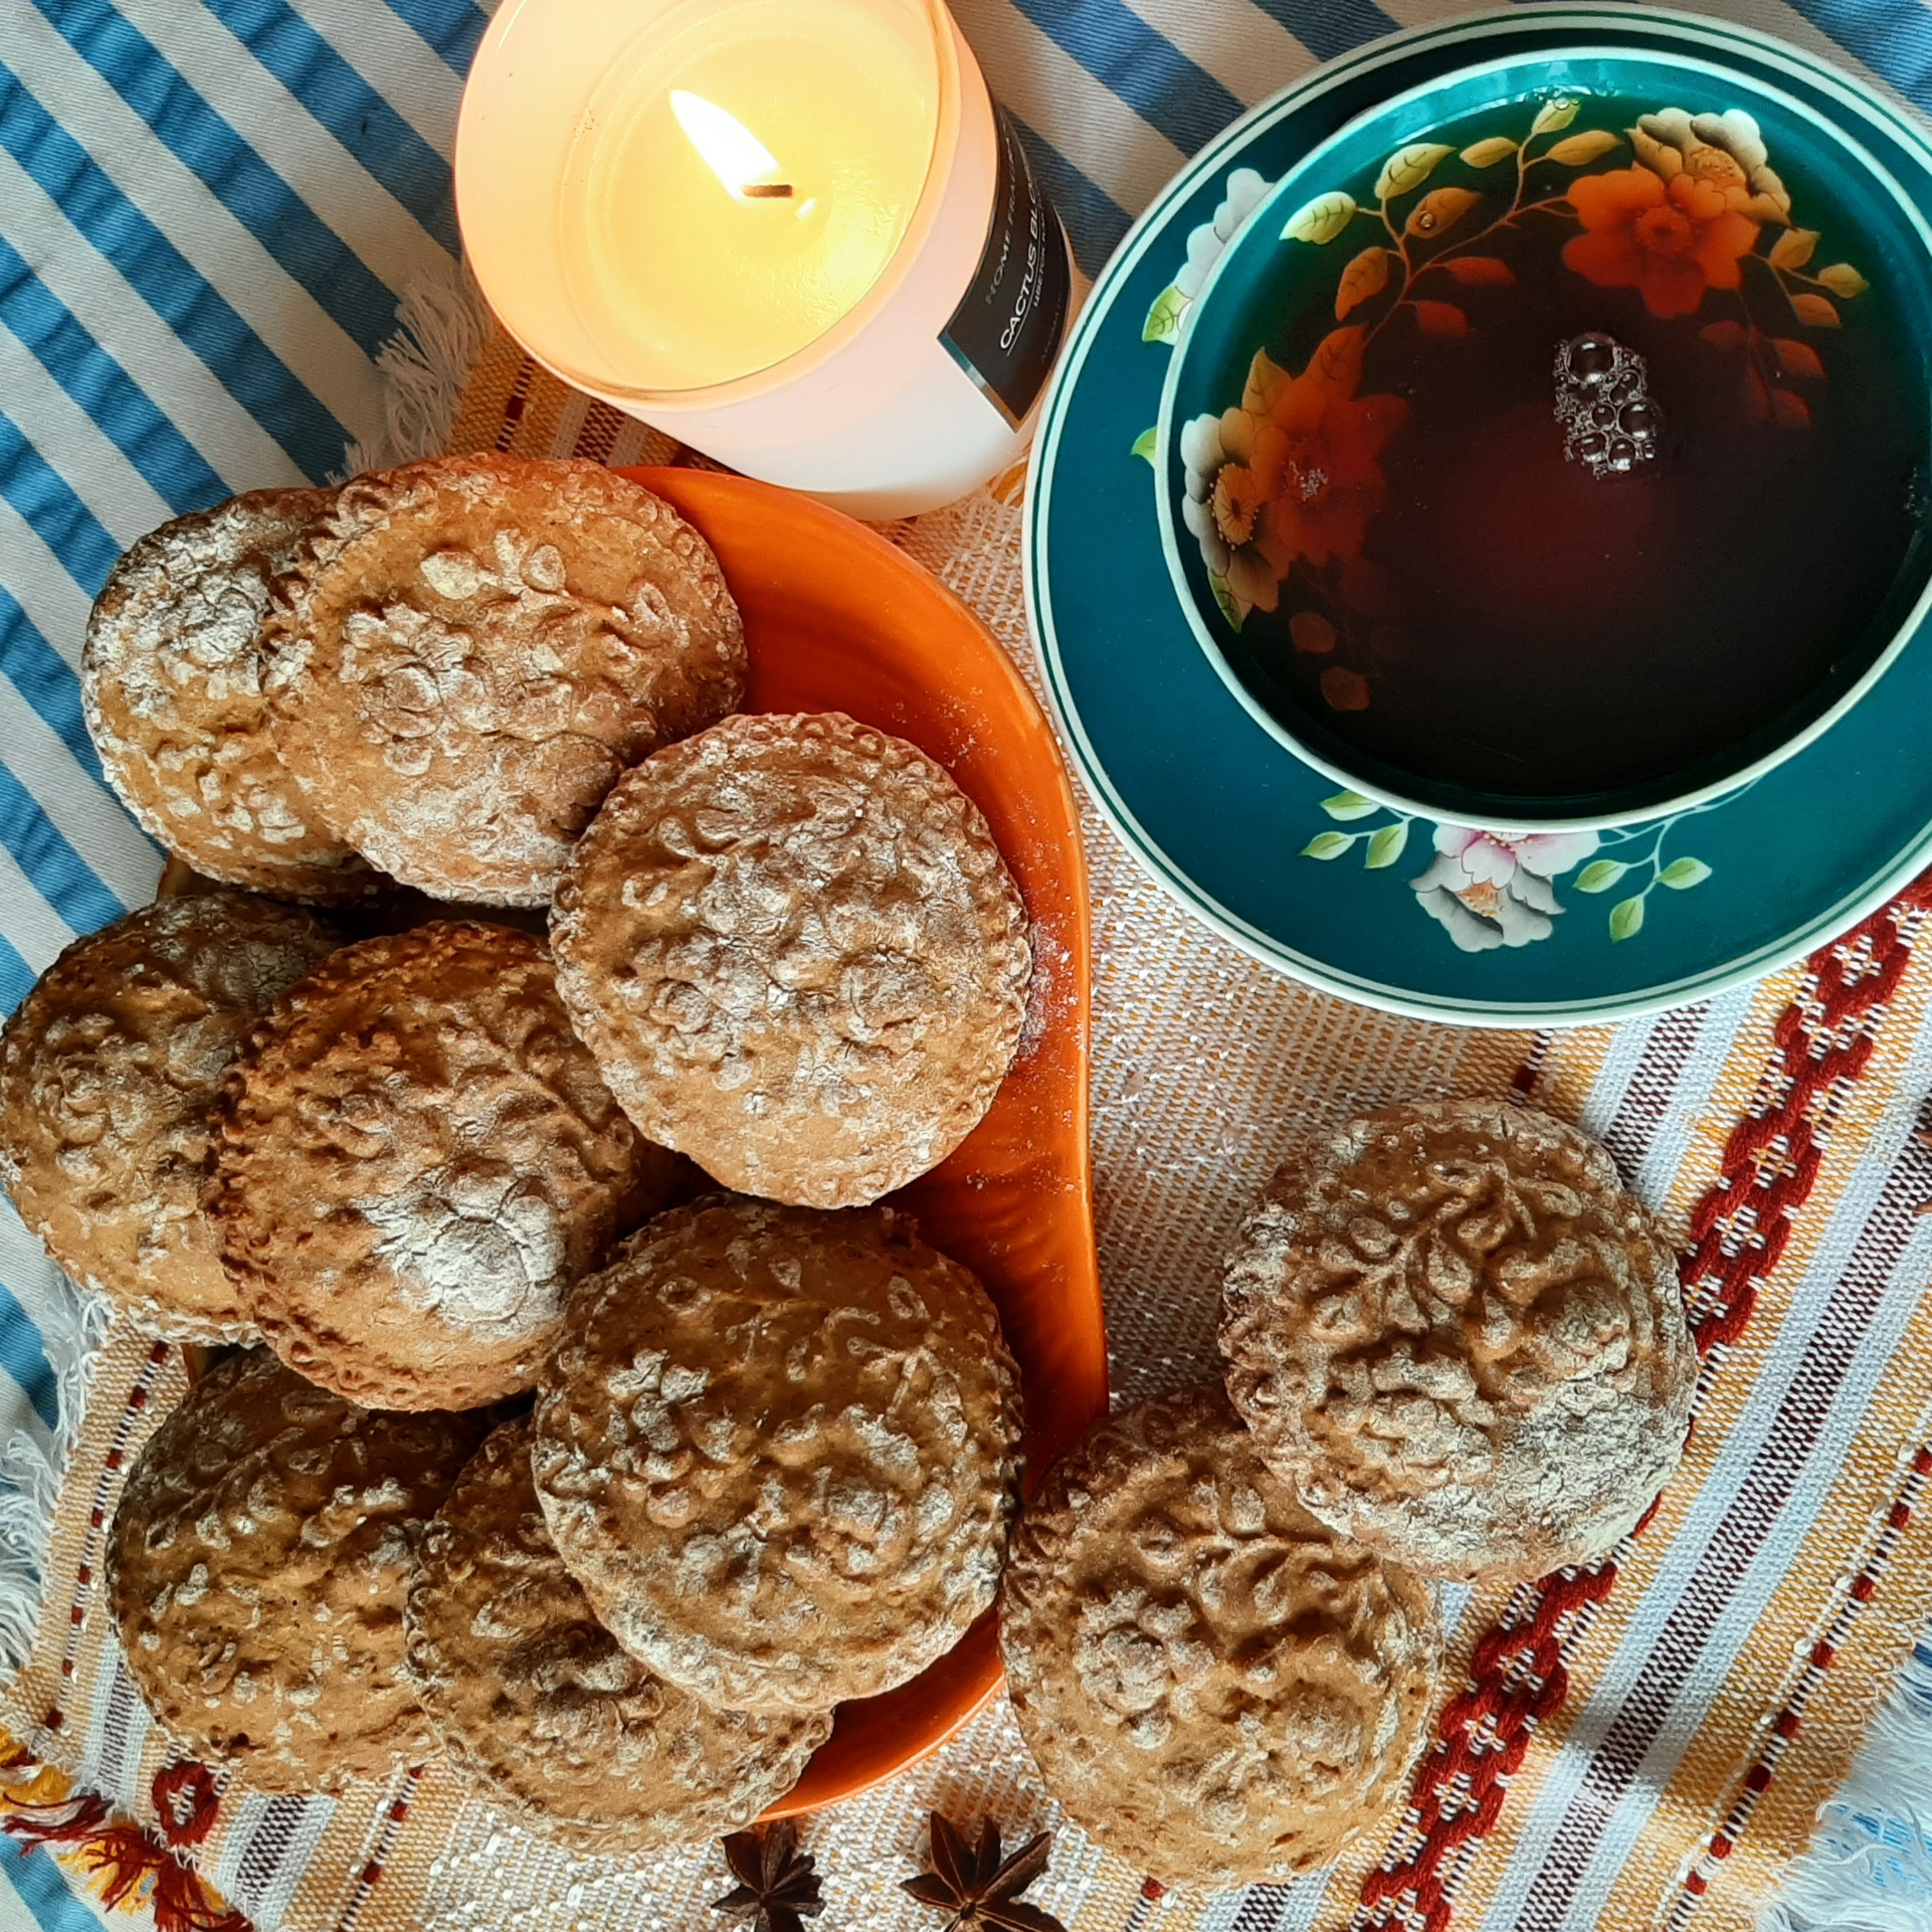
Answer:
[901,1812,1067,1932]
[710,1819,824,1932]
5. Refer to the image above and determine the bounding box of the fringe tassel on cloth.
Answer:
[1763,1639,1932,1929]
[340,261,494,476]
[0,1276,107,1678]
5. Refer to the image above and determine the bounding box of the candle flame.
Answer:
[670,89,788,201]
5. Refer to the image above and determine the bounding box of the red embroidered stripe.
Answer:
[48,1340,176,1733]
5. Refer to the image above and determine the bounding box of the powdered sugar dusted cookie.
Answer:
[999,1383,1440,1889]
[0,893,341,1342]
[209,921,680,1409]
[83,489,381,903]
[551,712,1031,1208]
[1221,1098,1695,1582]
[263,455,745,905]
[532,1196,1024,1713]
[107,1348,487,1791]
[406,1418,831,1851]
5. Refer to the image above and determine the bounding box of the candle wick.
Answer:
[743,182,794,199]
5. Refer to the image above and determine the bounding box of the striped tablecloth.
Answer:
[6,1,1932,1928]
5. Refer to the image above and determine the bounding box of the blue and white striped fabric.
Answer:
[4,0,1932,1923]
[3,3,482,1919]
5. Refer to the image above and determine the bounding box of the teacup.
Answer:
[1156,26,1932,832]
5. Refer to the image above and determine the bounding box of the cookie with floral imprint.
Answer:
[532,1195,1025,1713]
[999,1383,1441,1890]
[1221,1097,1696,1581]
[82,488,385,905]
[263,454,746,907]
[208,919,682,1409]
[0,893,342,1342]
[107,1347,489,1791]
[551,711,1031,1209]
[406,1417,832,1851]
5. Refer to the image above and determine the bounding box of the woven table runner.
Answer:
[1,323,1930,1932]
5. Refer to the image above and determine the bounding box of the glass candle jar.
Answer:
[456,0,1074,516]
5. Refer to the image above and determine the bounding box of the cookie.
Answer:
[1220,1098,1696,1582]
[107,1348,487,1791]
[999,1384,1440,1889]
[0,893,341,1342]
[208,920,679,1409]
[82,489,381,903]
[532,1196,1024,1713]
[262,454,746,905]
[551,712,1031,1208]
[406,1418,831,1851]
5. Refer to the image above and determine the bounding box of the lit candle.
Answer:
[458,0,1073,517]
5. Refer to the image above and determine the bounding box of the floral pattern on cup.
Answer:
[1302,791,1720,950]
[1413,826,1602,950]
[1177,330,1406,624]
[1149,105,1869,691]
[1143,168,1275,345]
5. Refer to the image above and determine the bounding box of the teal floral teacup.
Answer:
[1156,37,1932,833]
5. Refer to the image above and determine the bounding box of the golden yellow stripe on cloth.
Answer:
[1531,1022,1614,1125]
[447,319,685,468]
[445,318,532,454]
[443,321,576,459]
[500,360,578,461]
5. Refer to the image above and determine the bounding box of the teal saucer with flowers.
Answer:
[1025,3,1932,1025]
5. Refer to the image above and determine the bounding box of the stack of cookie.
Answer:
[993,1097,1696,1889]
[3,455,1703,1887]
[82,456,746,908]
[1,454,1036,1848]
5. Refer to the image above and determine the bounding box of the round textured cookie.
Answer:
[551,711,1031,1208]
[406,1418,832,1851]
[0,893,341,1342]
[82,489,381,903]
[262,454,746,905]
[208,920,680,1409]
[1220,1098,1696,1583]
[999,1383,1440,1889]
[107,1347,488,1791]
[532,1195,1024,1712]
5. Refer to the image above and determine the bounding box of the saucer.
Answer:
[1026,3,1932,1026]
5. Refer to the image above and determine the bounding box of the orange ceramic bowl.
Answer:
[618,469,1107,1813]
[163,469,1107,1814]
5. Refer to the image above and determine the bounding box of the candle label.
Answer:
[940,105,1071,428]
